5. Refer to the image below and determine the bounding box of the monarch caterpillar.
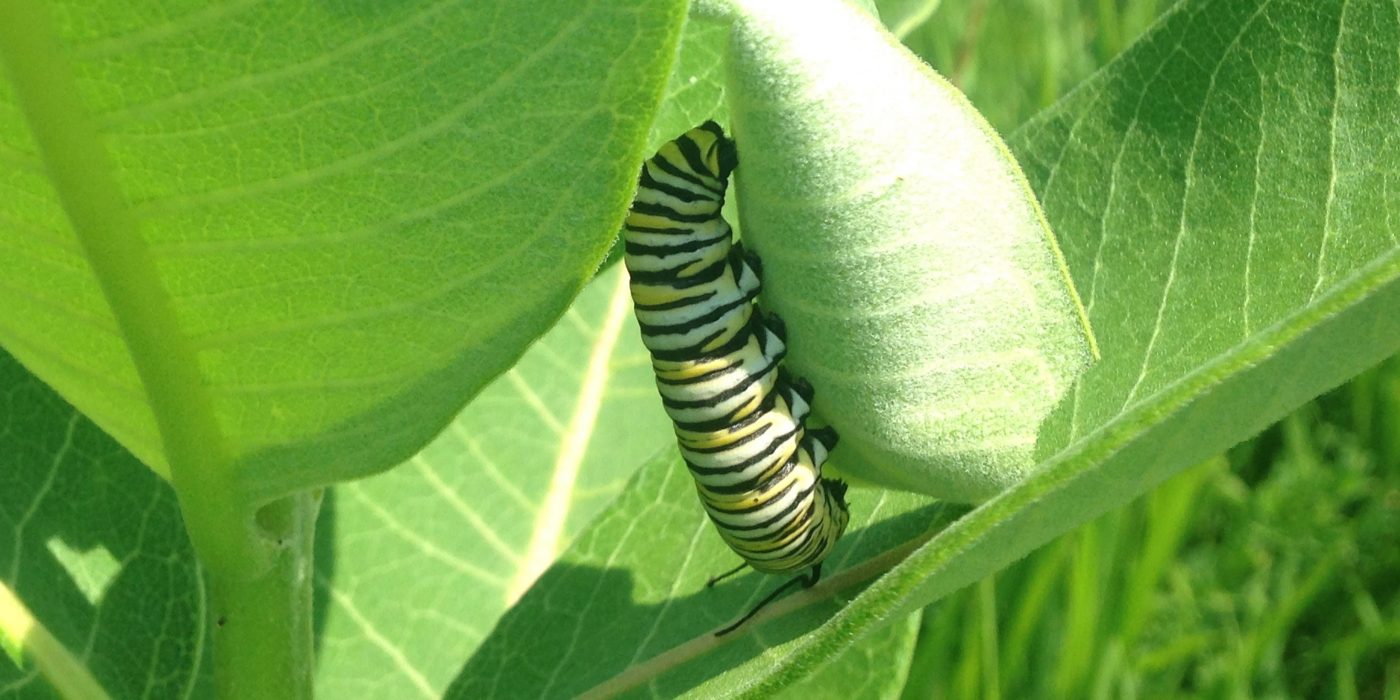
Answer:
[623,121,851,635]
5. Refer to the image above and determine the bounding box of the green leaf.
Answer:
[445,451,942,699]
[729,0,1400,695]
[773,609,923,700]
[649,16,731,150]
[0,0,684,500]
[874,0,943,38]
[2,259,714,700]
[597,9,732,273]
[313,264,676,697]
[0,350,203,699]
[309,15,762,685]
[1,2,690,692]
[451,0,1400,695]
[313,268,931,699]
[727,0,1096,501]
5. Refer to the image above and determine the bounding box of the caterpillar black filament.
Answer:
[622,121,850,635]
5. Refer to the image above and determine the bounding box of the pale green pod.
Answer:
[727,0,1096,501]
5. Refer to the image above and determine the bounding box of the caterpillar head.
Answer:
[696,120,739,181]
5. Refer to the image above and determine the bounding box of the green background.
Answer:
[1,0,1397,698]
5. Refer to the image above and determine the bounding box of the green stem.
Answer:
[0,581,112,700]
[210,493,321,700]
[0,3,319,697]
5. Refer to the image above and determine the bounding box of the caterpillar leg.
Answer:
[807,426,840,452]
[783,371,814,404]
[824,477,851,510]
[748,311,788,362]
[729,241,762,299]
[761,309,787,343]
[774,371,814,425]
[736,243,764,281]
[714,565,823,637]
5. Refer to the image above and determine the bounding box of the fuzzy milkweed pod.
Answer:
[723,0,1098,502]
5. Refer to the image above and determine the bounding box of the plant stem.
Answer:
[209,492,321,700]
[0,2,322,697]
[0,581,113,700]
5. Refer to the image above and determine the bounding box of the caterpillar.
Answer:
[622,121,850,635]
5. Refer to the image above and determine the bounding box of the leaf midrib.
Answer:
[509,271,636,604]
[0,0,244,569]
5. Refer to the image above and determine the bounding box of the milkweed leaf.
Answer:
[451,0,1400,696]
[728,0,1096,502]
[313,265,676,697]
[0,0,685,498]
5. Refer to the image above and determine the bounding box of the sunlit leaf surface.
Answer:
[0,0,684,498]
[450,0,1400,696]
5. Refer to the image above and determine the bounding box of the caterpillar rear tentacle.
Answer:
[714,565,824,637]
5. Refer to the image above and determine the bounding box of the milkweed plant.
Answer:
[0,0,1396,698]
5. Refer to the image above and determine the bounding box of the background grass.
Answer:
[894,1,1400,697]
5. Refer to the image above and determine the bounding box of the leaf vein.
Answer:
[1122,0,1272,410]
[1309,0,1350,302]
